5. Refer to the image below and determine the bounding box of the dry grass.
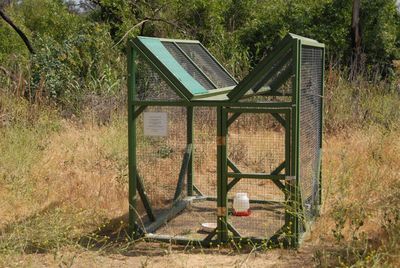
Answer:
[1,82,400,266]
[308,126,400,266]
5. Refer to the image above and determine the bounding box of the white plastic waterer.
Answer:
[232,192,250,216]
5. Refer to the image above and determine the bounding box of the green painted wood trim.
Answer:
[132,100,294,108]
[203,228,218,243]
[319,47,325,206]
[284,110,292,236]
[144,234,217,247]
[144,200,188,233]
[138,36,201,44]
[227,173,286,179]
[193,185,204,196]
[227,158,241,173]
[191,86,234,100]
[226,161,285,192]
[138,37,207,94]
[136,171,156,222]
[271,113,286,127]
[226,112,242,127]
[206,196,285,206]
[299,41,325,48]
[173,144,193,201]
[226,158,241,192]
[224,107,291,114]
[220,108,229,242]
[226,178,240,192]
[144,233,290,248]
[187,107,194,196]
[134,105,147,119]
[227,222,242,237]
[127,46,138,237]
[270,161,288,191]
[293,39,302,247]
[216,107,223,243]
[288,33,325,48]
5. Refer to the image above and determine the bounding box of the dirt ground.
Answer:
[4,242,316,268]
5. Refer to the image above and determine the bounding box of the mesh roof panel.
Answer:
[136,36,237,96]
[177,43,237,88]
[162,42,215,90]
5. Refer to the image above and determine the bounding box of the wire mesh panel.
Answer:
[162,42,215,90]
[193,107,217,197]
[135,105,219,240]
[227,113,286,174]
[177,43,237,88]
[156,107,218,240]
[299,46,323,221]
[226,112,287,239]
[135,106,187,229]
[136,55,182,101]
[238,48,293,103]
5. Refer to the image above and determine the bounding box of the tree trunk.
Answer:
[0,8,35,54]
[351,0,361,78]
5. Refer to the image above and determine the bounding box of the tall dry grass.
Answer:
[0,91,129,259]
[0,72,399,266]
[308,126,400,266]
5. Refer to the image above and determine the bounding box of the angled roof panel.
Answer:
[133,36,237,100]
[227,33,324,101]
[139,37,208,94]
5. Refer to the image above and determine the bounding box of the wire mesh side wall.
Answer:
[226,112,286,239]
[135,106,218,240]
[299,46,323,222]
[135,106,187,231]
[193,107,217,197]
[136,55,183,101]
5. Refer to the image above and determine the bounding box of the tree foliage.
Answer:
[0,0,398,110]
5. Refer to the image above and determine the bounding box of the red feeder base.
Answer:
[233,210,251,216]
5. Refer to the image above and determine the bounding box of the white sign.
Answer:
[143,112,168,137]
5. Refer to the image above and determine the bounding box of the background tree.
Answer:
[0,7,34,54]
[351,0,361,78]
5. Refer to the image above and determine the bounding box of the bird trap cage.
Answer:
[127,34,324,247]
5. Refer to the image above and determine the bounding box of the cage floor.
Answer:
[146,200,285,240]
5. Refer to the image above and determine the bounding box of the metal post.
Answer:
[221,108,228,242]
[318,47,325,207]
[128,44,138,237]
[216,107,228,242]
[292,39,302,247]
[187,106,194,196]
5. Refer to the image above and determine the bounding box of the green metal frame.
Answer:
[127,33,325,247]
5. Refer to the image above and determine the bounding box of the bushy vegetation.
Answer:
[0,0,399,112]
[0,0,399,267]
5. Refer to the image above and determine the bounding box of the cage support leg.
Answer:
[127,46,139,238]
[173,144,192,201]
[186,106,194,196]
[217,107,228,243]
[136,171,156,222]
